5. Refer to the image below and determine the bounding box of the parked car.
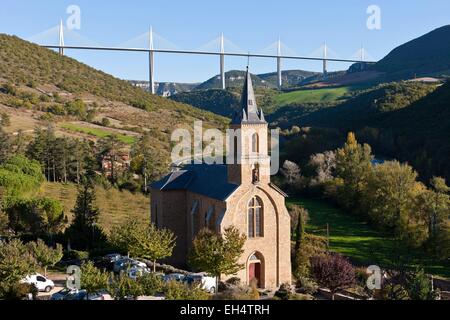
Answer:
[184,274,217,293]
[113,258,147,273]
[164,273,186,282]
[104,253,122,263]
[93,254,122,271]
[50,288,80,300]
[21,274,54,292]
[51,288,112,300]
[63,290,88,301]
[127,266,151,280]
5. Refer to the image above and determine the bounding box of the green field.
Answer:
[289,197,449,278]
[61,123,137,145]
[273,87,352,106]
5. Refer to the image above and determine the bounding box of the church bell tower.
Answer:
[228,68,270,186]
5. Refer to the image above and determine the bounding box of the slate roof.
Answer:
[151,164,239,201]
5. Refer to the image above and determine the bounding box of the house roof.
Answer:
[151,164,239,201]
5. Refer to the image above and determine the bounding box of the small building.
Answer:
[101,152,131,178]
[150,69,291,289]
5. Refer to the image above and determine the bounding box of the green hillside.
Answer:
[375,81,450,181]
[290,197,449,278]
[273,86,353,106]
[275,80,450,182]
[170,89,240,117]
[0,34,226,127]
[374,25,450,79]
[0,33,228,173]
[272,82,438,129]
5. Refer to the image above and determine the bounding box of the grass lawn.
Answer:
[273,87,352,106]
[288,197,449,278]
[61,123,137,145]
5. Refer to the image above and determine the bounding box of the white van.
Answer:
[185,273,217,293]
[21,274,55,292]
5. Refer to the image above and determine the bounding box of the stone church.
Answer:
[150,69,291,289]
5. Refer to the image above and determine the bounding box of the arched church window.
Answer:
[248,196,263,238]
[252,133,259,153]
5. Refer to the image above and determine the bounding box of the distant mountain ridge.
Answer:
[129,80,199,97]
[374,25,450,79]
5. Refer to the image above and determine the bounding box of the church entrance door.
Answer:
[249,262,261,288]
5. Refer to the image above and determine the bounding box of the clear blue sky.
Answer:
[1,0,449,83]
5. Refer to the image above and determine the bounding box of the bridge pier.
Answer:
[323,59,328,79]
[322,43,328,79]
[59,20,65,56]
[220,33,225,90]
[148,27,155,94]
[277,38,282,89]
[149,51,155,94]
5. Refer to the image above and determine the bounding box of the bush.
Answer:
[101,118,111,127]
[138,273,164,296]
[47,104,66,116]
[213,285,259,300]
[65,250,89,261]
[163,280,210,300]
[293,234,327,279]
[0,282,38,300]
[296,276,318,295]
[109,274,143,300]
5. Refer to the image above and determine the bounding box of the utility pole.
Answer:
[326,223,330,249]
[360,45,366,71]
[220,33,225,90]
[59,19,65,56]
[148,26,155,94]
[277,37,282,89]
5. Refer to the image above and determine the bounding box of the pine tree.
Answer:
[98,135,125,184]
[66,178,103,249]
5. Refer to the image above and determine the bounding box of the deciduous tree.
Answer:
[188,226,246,292]
[334,132,373,211]
[311,253,355,300]
[0,239,37,287]
[80,261,109,299]
[27,239,63,276]
[110,219,176,272]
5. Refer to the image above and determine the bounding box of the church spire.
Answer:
[232,67,267,124]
